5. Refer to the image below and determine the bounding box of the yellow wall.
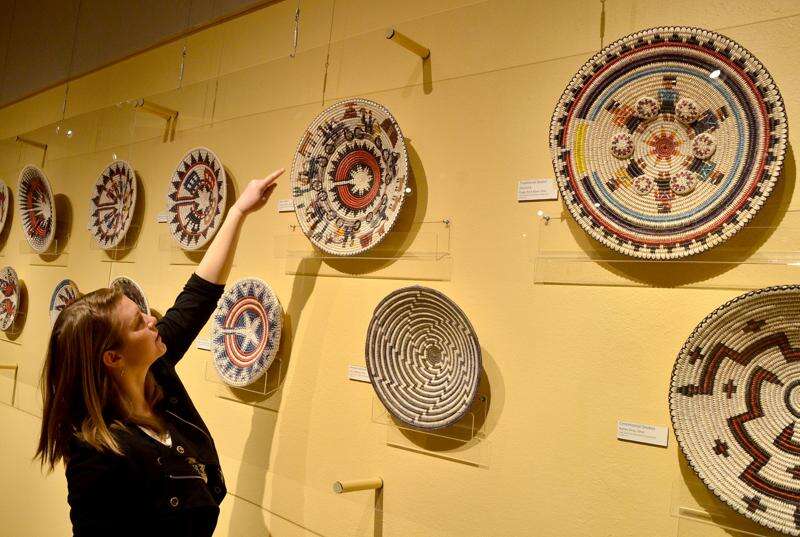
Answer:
[0,1,798,535]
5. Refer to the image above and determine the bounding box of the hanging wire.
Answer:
[290,0,301,58]
[57,0,83,136]
[178,0,195,88]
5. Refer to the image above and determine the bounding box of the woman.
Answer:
[36,168,283,536]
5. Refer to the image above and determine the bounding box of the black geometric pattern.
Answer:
[167,147,226,250]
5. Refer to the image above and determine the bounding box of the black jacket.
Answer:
[65,274,227,536]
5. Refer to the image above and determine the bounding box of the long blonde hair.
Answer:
[36,287,163,470]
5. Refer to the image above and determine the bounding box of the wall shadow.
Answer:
[320,140,429,276]
[394,346,496,461]
[564,143,797,288]
[227,257,321,537]
[39,193,72,262]
[401,54,433,96]
[677,451,784,536]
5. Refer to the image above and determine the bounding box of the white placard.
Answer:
[156,212,169,223]
[196,338,211,351]
[277,199,294,213]
[348,364,370,383]
[617,420,668,447]
[517,179,558,202]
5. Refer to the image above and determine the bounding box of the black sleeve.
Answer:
[66,446,131,536]
[156,273,225,368]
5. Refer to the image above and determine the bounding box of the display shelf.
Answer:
[158,233,209,266]
[670,477,773,537]
[90,223,143,263]
[0,363,17,407]
[276,219,452,281]
[20,232,70,266]
[675,508,769,537]
[370,394,489,467]
[13,101,137,165]
[533,210,800,290]
[0,309,26,344]
[203,352,284,412]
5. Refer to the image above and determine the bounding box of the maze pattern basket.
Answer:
[366,286,481,430]
[671,286,800,535]
[549,26,788,259]
[89,161,137,250]
[212,278,282,387]
[290,99,408,256]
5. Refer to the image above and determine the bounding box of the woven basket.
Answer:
[671,286,800,535]
[366,286,481,430]
[49,279,81,323]
[166,147,226,251]
[89,160,137,250]
[17,165,56,253]
[0,266,19,330]
[550,26,788,259]
[212,278,282,387]
[110,276,149,315]
[290,99,409,256]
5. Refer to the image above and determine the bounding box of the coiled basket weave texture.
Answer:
[550,26,787,259]
[671,286,800,535]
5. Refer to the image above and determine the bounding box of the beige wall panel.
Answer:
[70,0,193,78]
[212,46,328,122]
[182,24,227,86]
[328,0,483,42]
[65,41,185,118]
[0,85,67,140]
[604,0,800,43]
[214,0,335,77]
[324,0,600,101]
[0,405,70,536]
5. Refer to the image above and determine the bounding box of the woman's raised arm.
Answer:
[195,168,283,284]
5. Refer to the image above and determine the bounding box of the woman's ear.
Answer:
[102,349,124,370]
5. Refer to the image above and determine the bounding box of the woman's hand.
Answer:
[232,168,284,215]
[195,168,283,283]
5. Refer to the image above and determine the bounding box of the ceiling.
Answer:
[0,0,271,107]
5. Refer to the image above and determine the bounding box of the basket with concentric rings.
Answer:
[212,278,282,387]
[366,286,481,430]
[0,266,19,331]
[549,26,788,259]
[290,99,408,256]
[670,285,800,535]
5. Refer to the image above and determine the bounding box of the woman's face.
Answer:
[115,296,166,373]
